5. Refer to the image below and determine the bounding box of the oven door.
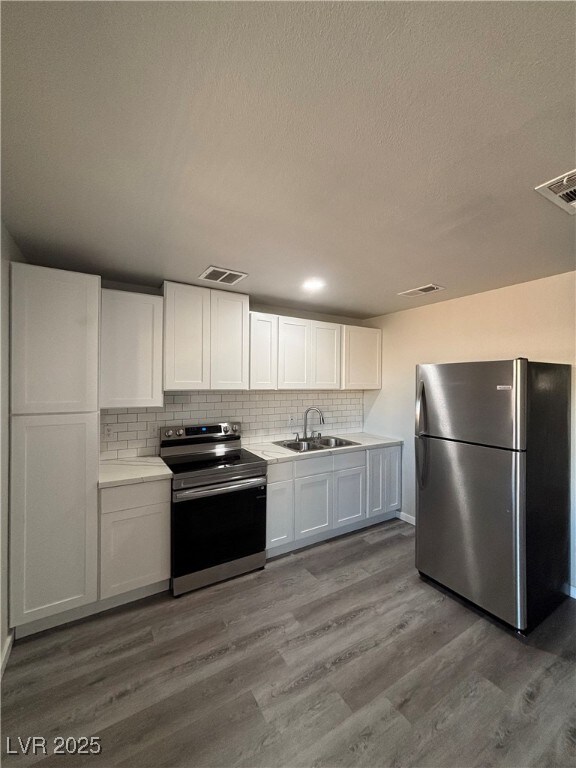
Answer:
[171,476,267,596]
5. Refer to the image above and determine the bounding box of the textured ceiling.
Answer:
[2,2,575,318]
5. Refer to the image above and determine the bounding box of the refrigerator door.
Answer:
[415,359,526,450]
[415,436,526,629]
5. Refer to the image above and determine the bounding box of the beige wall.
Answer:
[364,271,576,589]
[1,225,26,673]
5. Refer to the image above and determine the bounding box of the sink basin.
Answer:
[276,440,324,452]
[274,436,360,453]
[313,437,360,448]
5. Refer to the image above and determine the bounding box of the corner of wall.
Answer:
[0,222,25,674]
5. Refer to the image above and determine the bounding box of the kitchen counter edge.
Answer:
[246,432,403,464]
[99,457,173,489]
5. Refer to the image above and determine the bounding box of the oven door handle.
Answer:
[173,476,267,502]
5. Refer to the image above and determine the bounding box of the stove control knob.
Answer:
[223,425,230,434]
[165,430,173,437]
[232,424,239,433]
[176,429,184,437]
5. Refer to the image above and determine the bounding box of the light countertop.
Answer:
[99,433,402,486]
[245,432,403,464]
[99,456,172,489]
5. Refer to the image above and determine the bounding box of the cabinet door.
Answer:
[11,263,99,414]
[211,290,249,389]
[310,322,341,389]
[250,312,278,390]
[294,472,333,539]
[266,480,294,549]
[10,413,98,626]
[100,503,170,599]
[334,466,366,527]
[278,317,311,389]
[100,290,164,408]
[163,281,211,390]
[385,445,402,513]
[367,448,386,517]
[342,326,381,390]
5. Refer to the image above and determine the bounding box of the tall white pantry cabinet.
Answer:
[10,263,100,627]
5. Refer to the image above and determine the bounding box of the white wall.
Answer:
[0,225,26,673]
[364,271,576,590]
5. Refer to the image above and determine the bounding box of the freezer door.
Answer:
[415,359,526,450]
[415,436,526,629]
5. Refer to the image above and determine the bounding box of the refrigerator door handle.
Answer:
[415,378,425,436]
[415,435,428,489]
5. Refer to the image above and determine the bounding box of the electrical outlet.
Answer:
[104,424,114,440]
[287,415,295,428]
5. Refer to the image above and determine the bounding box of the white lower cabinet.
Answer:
[295,472,333,539]
[100,480,171,599]
[334,466,366,527]
[266,480,294,548]
[10,412,99,626]
[266,444,402,555]
[384,445,402,513]
[367,448,386,517]
[368,446,402,517]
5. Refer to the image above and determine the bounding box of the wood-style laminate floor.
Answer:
[3,520,576,768]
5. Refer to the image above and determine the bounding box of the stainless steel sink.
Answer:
[275,440,324,452]
[274,436,360,453]
[313,437,359,448]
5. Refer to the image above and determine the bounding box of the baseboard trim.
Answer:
[1,630,14,676]
[14,581,169,639]
[398,511,415,525]
[267,510,397,558]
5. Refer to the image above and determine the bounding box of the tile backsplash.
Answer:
[100,390,364,459]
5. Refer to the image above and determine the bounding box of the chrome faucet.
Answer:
[303,407,325,440]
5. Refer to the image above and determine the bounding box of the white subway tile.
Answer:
[100,450,119,460]
[117,449,139,458]
[107,440,128,450]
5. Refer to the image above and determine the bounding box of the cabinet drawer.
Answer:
[333,449,366,471]
[268,461,294,484]
[101,480,171,514]
[294,455,333,478]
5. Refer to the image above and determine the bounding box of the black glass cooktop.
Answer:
[164,449,265,477]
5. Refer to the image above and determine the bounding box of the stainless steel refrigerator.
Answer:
[415,358,570,632]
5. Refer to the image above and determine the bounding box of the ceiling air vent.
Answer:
[535,170,576,215]
[398,283,445,298]
[198,266,248,285]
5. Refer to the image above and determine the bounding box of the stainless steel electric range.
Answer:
[159,422,267,596]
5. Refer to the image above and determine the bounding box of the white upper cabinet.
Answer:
[250,312,278,390]
[211,290,249,389]
[278,317,341,390]
[10,412,98,626]
[164,282,248,390]
[342,326,382,390]
[278,317,311,389]
[100,290,164,408]
[11,263,100,414]
[310,321,341,389]
[163,282,211,390]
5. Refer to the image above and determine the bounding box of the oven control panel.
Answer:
[161,422,240,441]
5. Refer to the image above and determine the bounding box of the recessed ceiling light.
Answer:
[302,278,325,292]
